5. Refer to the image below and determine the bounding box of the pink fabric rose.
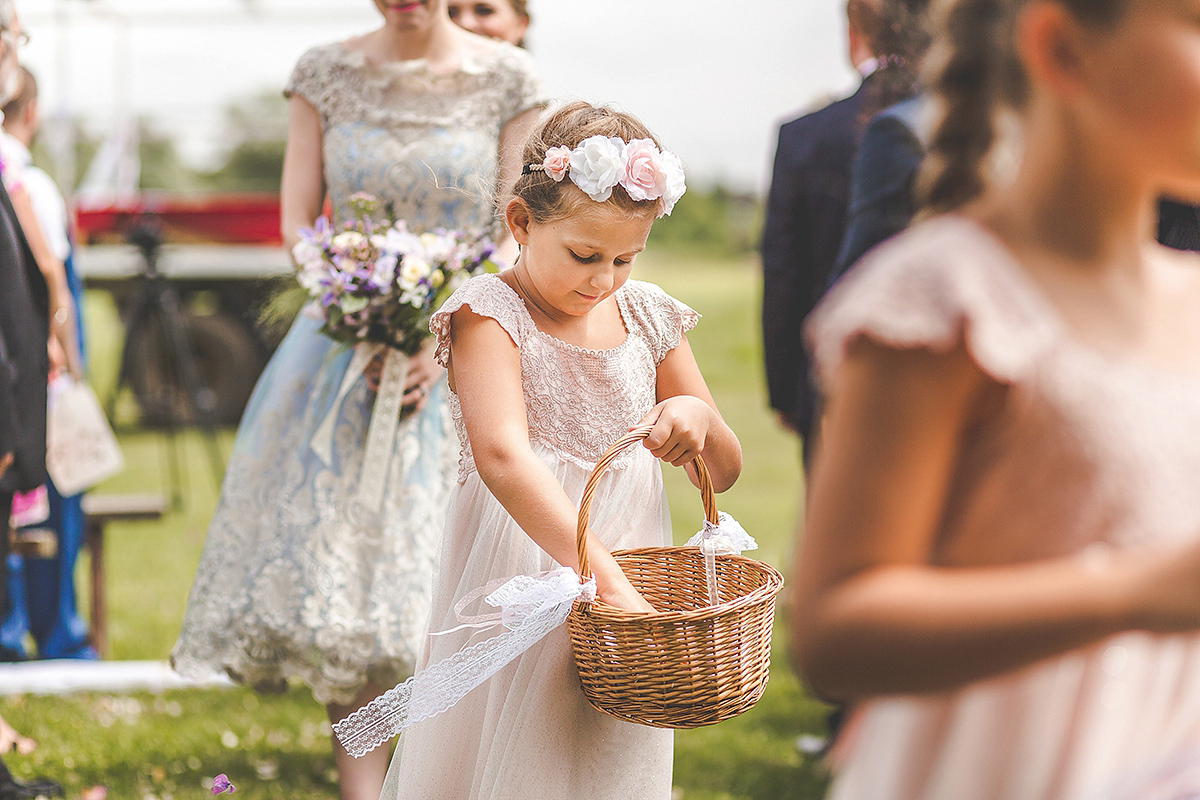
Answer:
[542,146,572,182]
[620,139,667,203]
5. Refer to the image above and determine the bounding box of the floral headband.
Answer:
[522,135,686,217]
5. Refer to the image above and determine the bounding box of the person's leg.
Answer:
[327,684,392,800]
[26,483,93,659]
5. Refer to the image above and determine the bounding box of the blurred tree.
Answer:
[201,90,288,192]
[138,119,204,191]
[648,185,763,256]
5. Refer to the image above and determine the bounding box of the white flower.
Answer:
[400,256,432,288]
[418,232,454,262]
[340,295,368,314]
[331,231,367,251]
[372,252,398,285]
[369,234,387,249]
[383,226,421,256]
[568,135,626,202]
[296,266,325,293]
[291,239,324,269]
[658,150,686,216]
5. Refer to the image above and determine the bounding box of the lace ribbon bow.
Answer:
[684,512,756,606]
[332,566,595,758]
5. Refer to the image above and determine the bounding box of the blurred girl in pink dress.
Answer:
[793,1,1200,798]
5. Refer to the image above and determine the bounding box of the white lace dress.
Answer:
[170,41,543,705]
[378,274,695,800]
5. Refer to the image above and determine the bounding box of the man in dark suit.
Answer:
[760,0,882,466]
[0,0,49,594]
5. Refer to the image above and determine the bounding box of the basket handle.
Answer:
[576,424,719,580]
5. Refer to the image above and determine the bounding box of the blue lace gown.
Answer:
[171,40,543,705]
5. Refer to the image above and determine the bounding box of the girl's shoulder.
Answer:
[430,274,531,367]
[806,214,1059,389]
[618,280,700,364]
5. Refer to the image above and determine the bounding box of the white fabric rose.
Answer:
[658,151,686,216]
[568,135,626,202]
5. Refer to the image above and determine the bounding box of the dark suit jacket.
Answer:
[761,76,876,447]
[0,178,49,493]
[832,95,927,283]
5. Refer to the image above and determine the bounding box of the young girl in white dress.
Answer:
[793,1,1200,798]
[372,101,742,799]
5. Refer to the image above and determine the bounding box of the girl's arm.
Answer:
[639,334,742,493]
[280,95,325,255]
[491,107,542,267]
[792,336,1200,701]
[449,307,655,612]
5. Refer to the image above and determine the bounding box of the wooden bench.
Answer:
[81,493,169,656]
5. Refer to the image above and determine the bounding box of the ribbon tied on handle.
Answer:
[333,566,596,758]
[684,512,756,606]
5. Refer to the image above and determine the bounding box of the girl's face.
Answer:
[509,197,656,318]
[447,1,529,45]
[1072,0,1200,192]
[374,0,446,30]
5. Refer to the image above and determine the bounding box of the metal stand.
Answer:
[106,219,226,508]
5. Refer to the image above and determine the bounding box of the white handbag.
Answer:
[45,375,124,496]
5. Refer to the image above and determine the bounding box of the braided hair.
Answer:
[918,0,1127,215]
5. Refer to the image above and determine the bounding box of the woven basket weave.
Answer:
[566,426,784,729]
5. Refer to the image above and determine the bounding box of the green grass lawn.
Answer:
[0,251,833,799]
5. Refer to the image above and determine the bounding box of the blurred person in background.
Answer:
[0,66,95,662]
[794,0,1200,797]
[447,0,529,46]
[760,0,883,469]
[169,2,544,799]
[0,2,65,796]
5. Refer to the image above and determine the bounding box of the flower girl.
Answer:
[339,101,742,799]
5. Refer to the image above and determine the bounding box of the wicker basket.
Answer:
[567,426,785,729]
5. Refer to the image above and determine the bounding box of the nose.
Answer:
[589,265,614,293]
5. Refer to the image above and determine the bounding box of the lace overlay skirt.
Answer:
[381,444,675,800]
[171,313,457,705]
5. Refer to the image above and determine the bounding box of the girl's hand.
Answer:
[589,547,657,613]
[596,571,657,613]
[636,395,715,467]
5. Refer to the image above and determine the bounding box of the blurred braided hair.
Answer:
[917,0,1127,215]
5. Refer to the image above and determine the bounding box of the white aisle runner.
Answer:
[0,661,234,695]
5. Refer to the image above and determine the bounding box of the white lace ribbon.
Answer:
[684,512,756,606]
[333,566,596,758]
[310,343,409,512]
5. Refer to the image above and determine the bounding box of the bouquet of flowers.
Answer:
[296,192,499,512]
[291,192,499,355]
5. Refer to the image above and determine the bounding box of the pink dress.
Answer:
[808,216,1200,800]
[379,274,697,800]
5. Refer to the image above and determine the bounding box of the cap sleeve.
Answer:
[806,216,1056,390]
[283,45,337,121]
[493,44,546,126]
[429,275,531,368]
[620,280,700,364]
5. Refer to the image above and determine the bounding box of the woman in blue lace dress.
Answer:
[171,3,543,798]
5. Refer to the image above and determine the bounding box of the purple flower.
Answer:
[211,774,236,794]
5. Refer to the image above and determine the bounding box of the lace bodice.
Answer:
[430,275,699,479]
[285,41,543,233]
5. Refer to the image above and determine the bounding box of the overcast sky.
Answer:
[19,0,858,193]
